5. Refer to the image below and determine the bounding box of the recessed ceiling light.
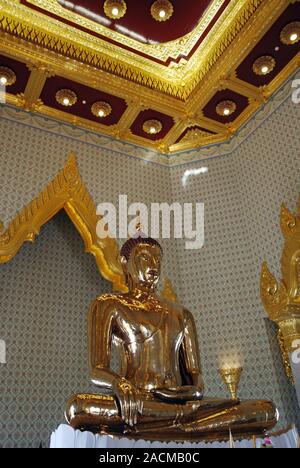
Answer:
[275,46,280,51]
[55,89,78,107]
[151,0,174,22]
[252,56,276,76]
[143,119,163,135]
[216,100,237,117]
[290,33,298,42]
[280,22,300,45]
[91,101,112,118]
[104,0,127,20]
[0,66,16,87]
[82,100,86,104]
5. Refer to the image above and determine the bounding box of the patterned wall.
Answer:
[0,72,300,446]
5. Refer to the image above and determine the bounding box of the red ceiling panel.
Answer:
[40,76,127,125]
[0,55,30,95]
[237,3,300,87]
[130,109,174,141]
[203,90,249,124]
[52,0,214,44]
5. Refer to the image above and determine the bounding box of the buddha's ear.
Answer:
[120,255,128,272]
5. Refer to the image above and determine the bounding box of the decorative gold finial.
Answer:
[219,367,243,400]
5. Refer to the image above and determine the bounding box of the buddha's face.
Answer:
[124,243,162,289]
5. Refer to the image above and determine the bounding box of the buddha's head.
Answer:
[120,236,163,291]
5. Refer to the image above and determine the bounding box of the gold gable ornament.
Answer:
[260,197,300,383]
[0,153,178,300]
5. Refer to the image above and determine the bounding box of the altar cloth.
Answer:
[50,424,299,449]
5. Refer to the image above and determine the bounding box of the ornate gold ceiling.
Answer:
[0,0,299,155]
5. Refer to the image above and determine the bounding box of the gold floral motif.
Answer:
[0,66,16,86]
[150,0,174,22]
[216,100,237,117]
[55,89,77,107]
[252,56,276,76]
[280,22,300,46]
[103,0,127,20]
[143,119,162,135]
[91,101,112,118]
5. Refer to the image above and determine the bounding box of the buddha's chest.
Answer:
[116,304,183,346]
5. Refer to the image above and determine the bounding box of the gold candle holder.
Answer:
[219,367,243,400]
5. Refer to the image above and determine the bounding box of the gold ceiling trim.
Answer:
[260,197,300,382]
[26,0,227,62]
[0,153,126,292]
[0,0,265,100]
[0,0,298,153]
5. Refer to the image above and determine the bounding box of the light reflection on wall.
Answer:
[182,167,208,187]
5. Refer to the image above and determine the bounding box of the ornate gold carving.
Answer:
[143,119,163,135]
[103,0,127,20]
[150,0,174,22]
[0,153,126,291]
[280,21,300,45]
[55,89,77,107]
[252,56,276,76]
[216,100,237,117]
[180,127,214,144]
[278,329,294,384]
[260,197,300,382]
[0,0,297,154]
[219,367,243,400]
[91,101,112,118]
[260,262,288,322]
[0,66,16,86]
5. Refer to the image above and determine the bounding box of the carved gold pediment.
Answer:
[260,197,300,381]
[0,154,177,300]
[0,153,126,292]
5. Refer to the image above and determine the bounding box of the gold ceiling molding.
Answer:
[0,0,266,100]
[261,197,300,382]
[0,0,298,154]
[0,153,126,292]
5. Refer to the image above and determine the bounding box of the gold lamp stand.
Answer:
[219,367,243,400]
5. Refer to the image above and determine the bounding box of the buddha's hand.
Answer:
[114,378,143,427]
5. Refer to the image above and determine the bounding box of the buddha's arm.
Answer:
[88,297,142,426]
[154,309,204,403]
[88,298,120,390]
[180,308,204,392]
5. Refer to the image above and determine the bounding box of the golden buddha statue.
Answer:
[66,236,278,441]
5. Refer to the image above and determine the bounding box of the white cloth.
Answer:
[50,424,299,449]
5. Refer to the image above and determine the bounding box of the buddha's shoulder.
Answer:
[159,297,195,320]
[91,293,128,306]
